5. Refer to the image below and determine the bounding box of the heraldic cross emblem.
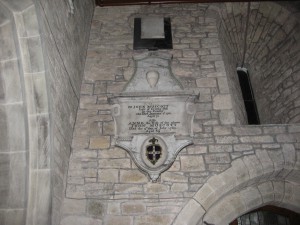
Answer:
[146,137,162,165]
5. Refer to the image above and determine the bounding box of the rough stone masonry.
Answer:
[60,2,300,225]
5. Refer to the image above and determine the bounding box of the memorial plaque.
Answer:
[110,52,197,181]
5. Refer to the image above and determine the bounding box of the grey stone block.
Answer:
[0,209,25,225]
[20,36,44,73]
[5,104,26,151]
[8,152,27,208]
[0,60,22,103]
[0,154,10,207]
[0,106,8,151]
[1,0,33,12]
[0,23,17,61]
[15,5,39,37]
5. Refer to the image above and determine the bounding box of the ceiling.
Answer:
[95,0,272,7]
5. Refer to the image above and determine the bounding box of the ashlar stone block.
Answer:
[180,155,205,171]
[173,199,205,225]
[213,94,232,110]
[89,136,110,149]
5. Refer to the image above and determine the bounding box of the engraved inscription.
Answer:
[127,103,181,133]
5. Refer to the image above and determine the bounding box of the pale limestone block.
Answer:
[168,160,181,171]
[134,215,174,225]
[240,135,274,143]
[205,153,230,164]
[61,199,86,215]
[213,126,232,135]
[263,126,286,134]
[203,192,244,225]
[267,150,284,172]
[68,168,97,177]
[98,147,126,158]
[217,77,230,93]
[230,159,250,187]
[106,215,132,225]
[196,78,217,87]
[98,159,131,169]
[72,150,97,159]
[81,83,93,95]
[114,184,143,194]
[288,124,300,133]
[144,183,169,193]
[282,144,296,169]
[187,145,207,154]
[121,202,146,215]
[220,110,235,124]
[183,50,198,58]
[107,202,121,215]
[171,183,188,192]
[103,121,114,135]
[89,136,110,149]
[233,127,262,136]
[240,186,262,212]
[201,37,220,48]
[173,199,205,225]
[242,155,264,183]
[234,144,253,151]
[257,181,275,203]
[255,149,274,176]
[180,155,205,171]
[215,135,239,144]
[98,169,119,183]
[276,134,296,143]
[273,181,285,202]
[60,216,103,225]
[209,145,232,153]
[120,170,148,183]
[161,171,188,183]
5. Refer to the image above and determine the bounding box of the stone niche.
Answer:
[110,52,197,181]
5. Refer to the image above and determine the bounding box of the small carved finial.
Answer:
[146,70,159,88]
[149,137,158,145]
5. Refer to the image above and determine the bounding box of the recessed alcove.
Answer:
[218,2,300,125]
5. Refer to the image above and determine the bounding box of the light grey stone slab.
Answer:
[20,36,44,73]
[0,209,25,225]
[14,5,39,37]
[0,22,17,61]
[0,105,8,151]
[1,0,33,12]
[0,154,10,207]
[141,17,164,39]
[0,59,22,104]
[8,152,27,208]
[6,104,26,151]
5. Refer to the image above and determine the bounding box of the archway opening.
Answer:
[230,205,300,225]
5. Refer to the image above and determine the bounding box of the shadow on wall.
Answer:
[218,2,300,125]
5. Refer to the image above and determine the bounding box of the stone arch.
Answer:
[218,2,300,124]
[173,145,300,225]
[0,0,50,224]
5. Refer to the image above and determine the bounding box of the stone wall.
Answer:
[34,0,94,224]
[0,0,94,224]
[218,2,300,124]
[61,3,300,225]
[0,5,28,224]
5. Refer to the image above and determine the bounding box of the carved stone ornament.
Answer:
[109,52,197,181]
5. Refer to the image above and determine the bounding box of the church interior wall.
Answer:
[61,2,300,225]
[0,1,299,225]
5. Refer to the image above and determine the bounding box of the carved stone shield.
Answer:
[146,137,162,165]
